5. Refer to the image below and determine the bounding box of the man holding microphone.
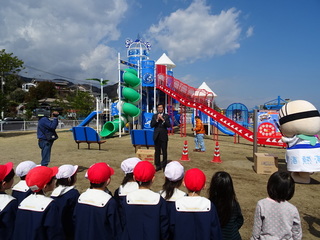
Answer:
[151,104,171,171]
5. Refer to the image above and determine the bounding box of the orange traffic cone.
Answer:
[180,140,190,161]
[211,141,222,163]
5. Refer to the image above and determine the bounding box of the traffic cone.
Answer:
[211,141,222,163]
[180,140,190,161]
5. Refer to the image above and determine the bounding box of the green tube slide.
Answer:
[123,71,140,88]
[100,103,140,137]
[100,118,125,137]
[122,102,140,117]
[122,87,141,104]
[100,68,141,138]
[124,68,137,76]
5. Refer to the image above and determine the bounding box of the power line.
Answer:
[24,65,83,82]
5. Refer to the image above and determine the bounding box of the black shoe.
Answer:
[156,166,162,172]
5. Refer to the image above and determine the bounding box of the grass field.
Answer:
[1,127,320,239]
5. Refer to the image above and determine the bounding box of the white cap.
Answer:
[121,157,141,174]
[164,161,184,181]
[56,165,78,179]
[16,161,37,177]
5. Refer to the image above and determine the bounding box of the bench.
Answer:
[72,127,106,150]
[130,129,154,152]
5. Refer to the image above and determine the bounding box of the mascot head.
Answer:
[279,100,320,137]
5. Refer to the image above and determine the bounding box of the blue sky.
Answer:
[1,0,319,109]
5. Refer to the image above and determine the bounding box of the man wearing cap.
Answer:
[170,168,222,239]
[37,111,59,166]
[121,161,169,240]
[151,103,171,171]
[13,166,65,240]
[73,162,122,240]
[0,162,17,240]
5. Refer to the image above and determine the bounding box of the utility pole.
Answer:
[1,73,4,119]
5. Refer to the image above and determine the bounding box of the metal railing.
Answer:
[0,114,195,133]
[156,73,215,105]
[0,119,98,132]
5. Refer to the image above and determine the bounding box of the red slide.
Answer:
[156,73,285,147]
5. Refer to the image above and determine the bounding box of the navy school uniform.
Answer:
[13,193,65,240]
[73,188,122,240]
[121,189,169,240]
[0,193,18,240]
[160,188,187,213]
[51,186,80,240]
[114,182,139,205]
[11,180,33,205]
[114,182,139,227]
[160,188,187,239]
[170,196,222,240]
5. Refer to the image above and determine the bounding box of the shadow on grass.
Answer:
[77,165,89,173]
[303,214,320,238]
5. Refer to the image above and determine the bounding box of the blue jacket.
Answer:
[37,117,58,140]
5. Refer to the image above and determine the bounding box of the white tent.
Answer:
[195,82,217,97]
[193,82,217,136]
[155,53,176,70]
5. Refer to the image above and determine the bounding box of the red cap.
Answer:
[0,162,13,182]
[133,161,155,182]
[26,166,58,192]
[184,168,206,192]
[87,162,114,184]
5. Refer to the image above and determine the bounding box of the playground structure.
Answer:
[155,69,285,147]
[263,96,288,110]
[74,36,285,147]
[100,68,141,137]
[225,103,249,128]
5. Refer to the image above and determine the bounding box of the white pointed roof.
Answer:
[195,82,217,97]
[155,53,176,69]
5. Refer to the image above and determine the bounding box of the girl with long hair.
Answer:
[208,171,244,240]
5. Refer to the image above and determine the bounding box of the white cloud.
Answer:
[246,26,254,37]
[179,74,197,85]
[147,0,242,63]
[0,0,127,83]
[80,45,118,82]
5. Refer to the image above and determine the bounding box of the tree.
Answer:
[0,49,24,92]
[67,91,94,118]
[10,88,26,103]
[0,49,24,118]
[25,81,57,102]
[23,81,57,116]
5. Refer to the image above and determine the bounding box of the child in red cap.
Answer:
[13,166,65,240]
[170,168,222,240]
[121,161,169,240]
[73,162,122,240]
[0,162,17,240]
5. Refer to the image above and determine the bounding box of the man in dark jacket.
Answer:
[151,104,171,171]
[37,111,59,166]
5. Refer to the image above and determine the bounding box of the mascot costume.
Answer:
[279,100,320,183]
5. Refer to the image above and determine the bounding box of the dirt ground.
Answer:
[1,127,320,239]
